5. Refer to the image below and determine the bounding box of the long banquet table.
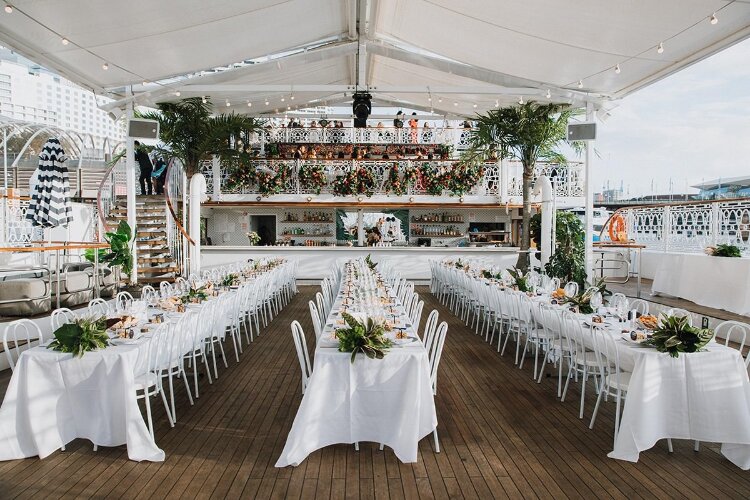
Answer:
[652,252,750,316]
[276,267,437,467]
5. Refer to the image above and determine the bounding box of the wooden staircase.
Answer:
[107,196,180,284]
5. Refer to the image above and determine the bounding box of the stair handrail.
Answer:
[163,158,195,245]
[96,149,126,234]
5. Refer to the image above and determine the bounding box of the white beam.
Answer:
[584,103,595,281]
[179,84,542,95]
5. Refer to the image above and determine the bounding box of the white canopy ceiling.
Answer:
[1,0,749,117]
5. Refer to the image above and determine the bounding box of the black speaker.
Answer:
[127,118,160,139]
[352,92,372,128]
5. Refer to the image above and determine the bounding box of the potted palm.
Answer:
[463,102,577,270]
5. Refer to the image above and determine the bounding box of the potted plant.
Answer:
[85,220,134,292]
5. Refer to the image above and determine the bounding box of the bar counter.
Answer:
[201,246,520,281]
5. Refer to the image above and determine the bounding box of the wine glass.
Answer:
[590,291,603,313]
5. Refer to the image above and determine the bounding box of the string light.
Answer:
[101,62,109,70]
[201,96,207,104]
[453,101,458,106]
[546,89,552,99]
[290,95,295,100]
[473,103,477,108]
[4,5,12,13]
[174,91,181,97]
[287,105,291,110]
[710,13,718,25]
[427,96,432,102]
[495,99,499,107]
[264,100,269,106]
[518,96,524,105]
[226,100,231,107]
[281,97,285,102]
[247,101,252,107]
[61,38,69,45]
[438,98,443,103]
[614,64,621,74]
[142,80,148,86]
[657,42,664,54]
[578,80,583,88]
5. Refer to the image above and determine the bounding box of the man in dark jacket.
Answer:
[134,140,153,195]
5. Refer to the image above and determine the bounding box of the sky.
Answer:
[592,38,750,198]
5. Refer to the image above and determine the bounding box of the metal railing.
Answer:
[164,159,191,276]
[96,156,127,234]
[205,159,584,200]
[254,126,473,148]
[600,198,750,254]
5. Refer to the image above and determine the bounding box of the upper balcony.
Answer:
[250,125,473,149]
[200,158,584,206]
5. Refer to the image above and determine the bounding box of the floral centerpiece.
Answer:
[704,244,742,258]
[336,312,393,363]
[246,231,260,245]
[180,283,211,304]
[643,315,714,357]
[507,267,531,292]
[48,316,109,357]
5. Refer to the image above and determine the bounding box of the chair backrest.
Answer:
[115,291,134,312]
[716,320,750,353]
[160,281,174,298]
[629,298,649,315]
[2,319,44,371]
[411,300,425,334]
[560,310,586,355]
[563,281,579,297]
[309,300,323,340]
[291,321,312,394]
[88,298,110,317]
[422,310,439,348]
[315,291,327,320]
[429,321,448,392]
[663,308,692,326]
[141,285,157,304]
[590,324,624,388]
[51,307,77,330]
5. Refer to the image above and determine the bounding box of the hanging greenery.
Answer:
[385,163,418,196]
[418,163,446,196]
[331,166,377,197]
[225,163,291,196]
[298,163,328,194]
[417,162,484,196]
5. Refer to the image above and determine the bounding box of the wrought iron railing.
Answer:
[206,159,583,200]
[164,159,192,276]
[254,126,473,148]
[601,198,750,254]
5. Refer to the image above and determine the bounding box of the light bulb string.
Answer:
[562,2,735,89]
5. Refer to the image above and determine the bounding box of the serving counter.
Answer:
[201,246,520,281]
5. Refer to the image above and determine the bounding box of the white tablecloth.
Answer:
[609,343,750,469]
[0,340,164,462]
[652,253,750,316]
[276,285,437,467]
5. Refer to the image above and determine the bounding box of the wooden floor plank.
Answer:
[1,285,749,500]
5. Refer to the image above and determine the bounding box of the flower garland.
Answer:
[385,163,418,196]
[417,162,485,196]
[331,166,376,197]
[298,163,328,194]
[254,165,291,196]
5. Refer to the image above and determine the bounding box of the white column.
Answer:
[125,89,138,285]
[357,209,364,247]
[584,103,595,281]
[212,155,221,200]
[499,158,507,202]
[189,173,207,275]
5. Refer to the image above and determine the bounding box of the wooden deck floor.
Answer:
[0,286,749,499]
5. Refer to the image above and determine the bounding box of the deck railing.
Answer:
[253,126,473,148]
[203,159,584,201]
[602,198,750,254]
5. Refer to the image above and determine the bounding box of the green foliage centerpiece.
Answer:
[180,283,210,304]
[221,273,240,287]
[336,313,393,363]
[48,316,109,357]
[507,267,531,292]
[705,244,742,258]
[643,315,714,358]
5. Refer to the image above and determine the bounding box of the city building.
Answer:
[692,176,750,199]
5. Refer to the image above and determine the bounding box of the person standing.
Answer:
[134,140,153,195]
[152,157,167,195]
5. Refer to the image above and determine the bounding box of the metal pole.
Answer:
[3,128,7,193]
[125,86,138,285]
[584,103,595,281]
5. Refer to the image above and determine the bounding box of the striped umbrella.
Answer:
[26,137,73,228]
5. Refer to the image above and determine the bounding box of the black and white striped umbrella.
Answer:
[25,138,73,228]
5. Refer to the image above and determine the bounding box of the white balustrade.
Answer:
[605,199,750,255]
[254,126,471,148]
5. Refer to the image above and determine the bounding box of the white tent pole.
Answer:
[3,128,7,192]
[125,87,138,285]
[584,103,595,281]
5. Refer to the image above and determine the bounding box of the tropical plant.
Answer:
[85,220,134,277]
[464,102,579,270]
[532,211,587,289]
[365,254,377,271]
[336,313,393,363]
[507,267,531,292]
[643,315,714,358]
[48,316,109,357]
[137,97,264,178]
[562,290,595,315]
[705,244,741,257]
[220,273,239,287]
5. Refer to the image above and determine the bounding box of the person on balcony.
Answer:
[409,112,419,143]
[134,140,153,196]
[393,111,404,128]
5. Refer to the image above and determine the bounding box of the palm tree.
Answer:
[138,97,264,178]
[464,101,576,270]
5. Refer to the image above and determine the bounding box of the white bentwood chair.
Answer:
[50,307,77,330]
[291,321,312,394]
[2,319,44,371]
[88,297,111,317]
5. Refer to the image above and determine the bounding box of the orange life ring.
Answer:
[608,214,627,242]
